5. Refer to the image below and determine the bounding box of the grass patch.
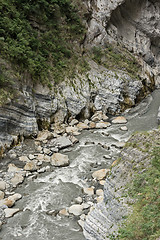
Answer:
[118,146,160,240]
[92,44,141,80]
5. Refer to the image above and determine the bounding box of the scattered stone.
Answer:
[54,136,72,149]
[69,136,79,144]
[83,187,94,196]
[78,219,84,228]
[82,203,90,209]
[84,119,90,125]
[91,111,103,122]
[0,198,15,207]
[51,153,69,167]
[28,154,35,160]
[89,122,96,129]
[77,122,89,130]
[99,180,105,186]
[36,146,43,152]
[24,161,38,171]
[69,119,79,126]
[8,150,17,159]
[59,208,69,216]
[96,196,104,203]
[112,116,127,124]
[0,181,6,190]
[45,166,51,172]
[43,148,50,154]
[80,214,86,221]
[11,173,24,187]
[8,164,22,172]
[75,197,83,204]
[36,130,54,141]
[8,193,22,202]
[120,126,128,131]
[96,122,111,129]
[96,189,104,197]
[92,169,110,180]
[19,156,30,162]
[37,167,46,173]
[69,204,83,216]
[0,191,4,200]
[37,161,43,166]
[44,155,51,162]
[36,154,44,161]
[65,126,80,135]
[103,155,111,159]
[4,208,20,218]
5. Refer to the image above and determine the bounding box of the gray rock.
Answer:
[69,204,83,216]
[54,136,72,149]
[51,153,69,167]
[4,208,20,218]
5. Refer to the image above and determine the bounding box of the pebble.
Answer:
[99,180,105,185]
[112,116,127,124]
[69,204,83,216]
[59,208,69,216]
[92,169,110,180]
[96,196,104,203]
[0,191,4,200]
[120,126,128,131]
[28,154,35,160]
[83,187,94,196]
[37,167,46,173]
[75,197,83,204]
[51,153,69,167]
[8,164,22,172]
[96,189,104,196]
[0,181,6,190]
[24,161,38,171]
[19,156,30,162]
[4,208,20,218]
[80,214,86,220]
[11,173,24,187]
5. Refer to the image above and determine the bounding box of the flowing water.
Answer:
[0,89,160,240]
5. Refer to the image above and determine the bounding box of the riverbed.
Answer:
[0,89,160,240]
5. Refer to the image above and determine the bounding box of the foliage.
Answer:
[118,146,160,240]
[92,44,141,80]
[0,0,85,85]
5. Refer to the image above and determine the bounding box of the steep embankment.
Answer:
[0,0,158,153]
[84,128,160,240]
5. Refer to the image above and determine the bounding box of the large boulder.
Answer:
[51,153,69,167]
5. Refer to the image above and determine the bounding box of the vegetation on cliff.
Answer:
[0,0,86,86]
[118,130,160,240]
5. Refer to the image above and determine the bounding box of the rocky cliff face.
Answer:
[0,0,159,153]
[85,0,160,86]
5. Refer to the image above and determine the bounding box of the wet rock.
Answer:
[8,193,22,202]
[103,154,111,159]
[8,150,17,159]
[8,164,22,172]
[75,197,83,204]
[69,119,79,126]
[65,126,80,135]
[24,161,38,171]
[112,116,127,124]
[36,130,54,141]
[11,173,24,187]
[69,204,83,216]
[59,208,69,216]
[54,136,72,149]
[28,154,35,160]
[96,196,104,203]
[120,126,128,131]
[4,208,20,218]
[0,181,6,190]
[96,189,104,197]
[89,122,96,129]
[92,169,110,180]
[78,219,85,228]
[51,153,69,167]
[69,136,79,144]
[19,156,30,162]
[99,180,105,185]
[83,187,94,196]
[0,198,15,207]
[77,122,89,130]
[95,122,111,129]
[0,191,4,200]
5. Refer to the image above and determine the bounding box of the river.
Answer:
[0,89,160,240]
